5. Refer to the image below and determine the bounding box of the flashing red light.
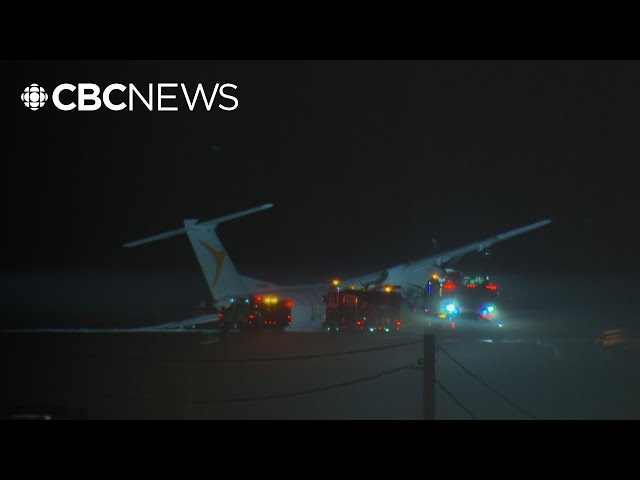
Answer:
[249,314,255,320]
[443,282,456,290]
[396,320,401,326]
[356,320,362,326]
[255,296,263,302]
[287,315,291,319]
[466,284,477,288]
[285,300,294,308]
[485,284,498,291]
[217,313,223,319]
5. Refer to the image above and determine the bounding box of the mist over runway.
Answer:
[1,269,639,419]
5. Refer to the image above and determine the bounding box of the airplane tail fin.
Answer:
[124,203,273,304]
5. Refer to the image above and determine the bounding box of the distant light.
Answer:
[384,286,392,293]
[396,320,401,326]
[498,323,503,328]
[450,322,456,329]
[332,279,340,286]
[245,298,250,303]
[466,284,477,288]
[432,274,439,280]
[230,297,235,302]
[385,328,390,332]
[255,296,263,302]
[285,300,294,308]
[369,327,374,332]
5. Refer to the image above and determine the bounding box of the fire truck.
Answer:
[322,281,403,333]
[218,295,294,332]
[425,270,502,324]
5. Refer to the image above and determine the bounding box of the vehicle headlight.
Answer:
[482,304,495,315]
[445,303,457,313]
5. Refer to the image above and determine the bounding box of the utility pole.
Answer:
[423,334,435,420]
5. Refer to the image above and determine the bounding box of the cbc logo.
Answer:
[21,83,48,111]
[20,82,238,112]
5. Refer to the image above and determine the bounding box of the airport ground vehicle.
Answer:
[322,281,402,333]
[424,271,504,338]
[436,272,500,318]
[218,295,293,332]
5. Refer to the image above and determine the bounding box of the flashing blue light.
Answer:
[245,298,249,303]
[487,305,495,313]
[497,323,503,328]
[445,303,456,314]
[230,298,235,302]
[385,327,390,332]
[369,327,374,332]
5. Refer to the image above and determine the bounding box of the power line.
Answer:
[63,339,423,364]
[94,363,415,404]
[435,379,478,420]
[435,342,539,420]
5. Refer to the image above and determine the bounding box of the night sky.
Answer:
[3,60,640,282]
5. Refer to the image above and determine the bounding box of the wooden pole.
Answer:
[423,333,435,420]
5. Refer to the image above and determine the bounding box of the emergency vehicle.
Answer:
[322,280,402,333]
[425,270,502,326]
[218,295,294,332]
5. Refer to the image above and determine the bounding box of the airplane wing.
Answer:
[343,219,552,290]
[1,315,221,334]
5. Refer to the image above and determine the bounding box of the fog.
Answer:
[1,268,639,419]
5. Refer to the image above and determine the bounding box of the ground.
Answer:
[1,271,639,419]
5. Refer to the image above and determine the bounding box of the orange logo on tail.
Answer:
[199,240,225,289]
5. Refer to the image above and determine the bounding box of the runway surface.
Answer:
[2,271,639,419]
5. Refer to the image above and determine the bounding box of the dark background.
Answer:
[2,60,639,284]
[3,60,640,423]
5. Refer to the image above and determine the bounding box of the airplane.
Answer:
[122,203,552,331]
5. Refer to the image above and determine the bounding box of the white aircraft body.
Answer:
[123,204,551,331]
